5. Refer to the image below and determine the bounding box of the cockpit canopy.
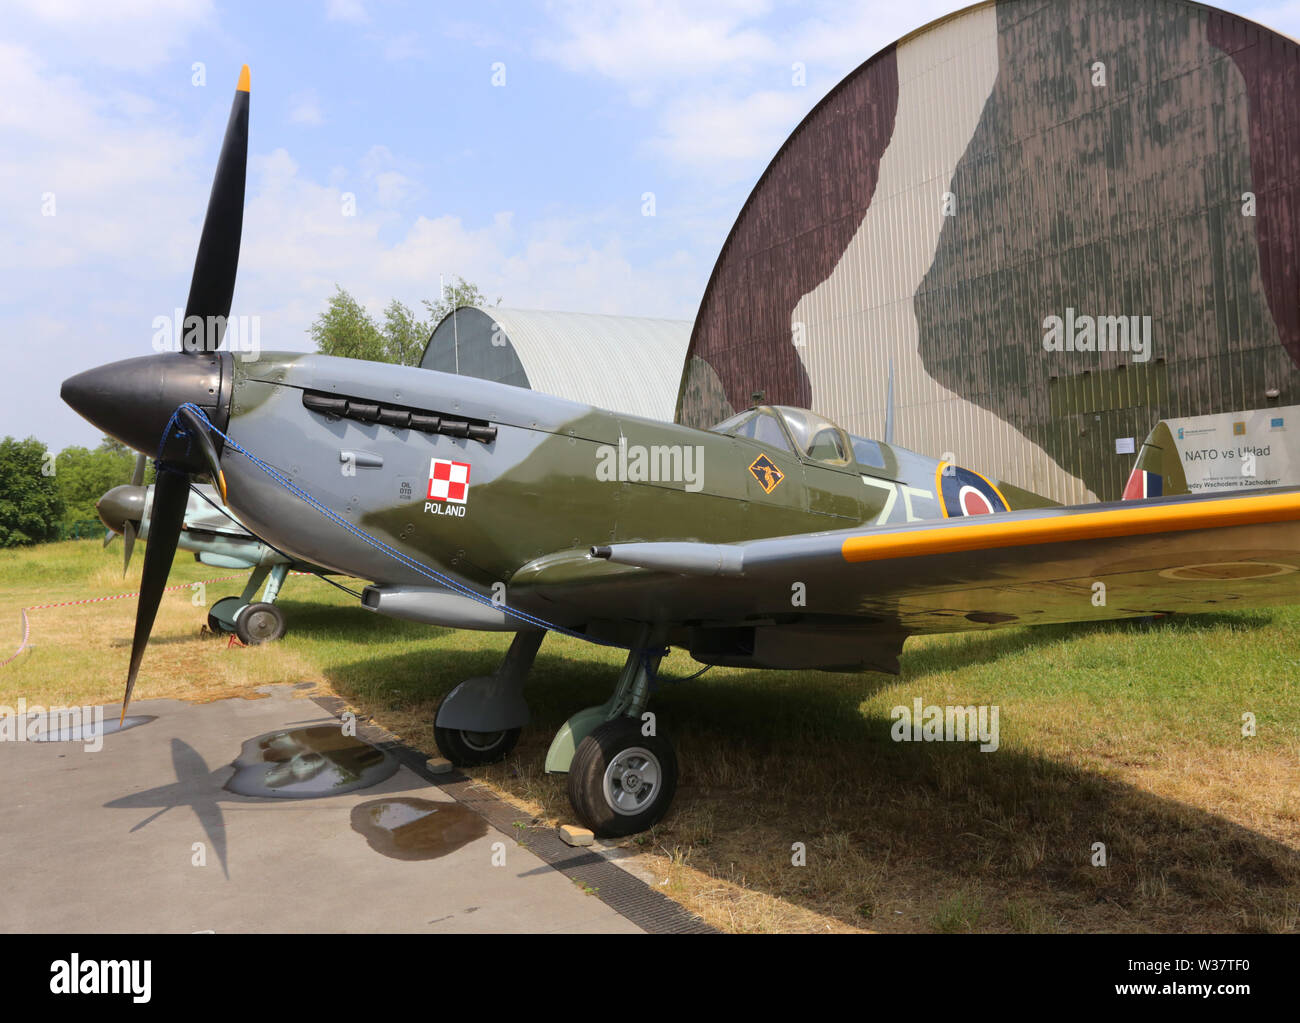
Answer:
[708,405,887,470]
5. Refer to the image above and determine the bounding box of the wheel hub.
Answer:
[602,747,660,816]
[245,610,277,640]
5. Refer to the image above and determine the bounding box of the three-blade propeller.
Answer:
[121,66,249,721]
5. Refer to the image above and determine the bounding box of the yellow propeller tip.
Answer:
[237,64,250,93]
[216,470,228,505]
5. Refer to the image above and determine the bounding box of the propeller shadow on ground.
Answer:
[101,717,405,882]
[104,738,233,880]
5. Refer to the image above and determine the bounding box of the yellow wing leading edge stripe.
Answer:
[841,491,1300,563]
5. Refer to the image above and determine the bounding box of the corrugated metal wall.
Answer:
[677,0,1300,504]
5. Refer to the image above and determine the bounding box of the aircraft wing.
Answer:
[511,488,1300,634]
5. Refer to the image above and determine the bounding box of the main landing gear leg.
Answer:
[547,629,679,837]
[434,630,545,766]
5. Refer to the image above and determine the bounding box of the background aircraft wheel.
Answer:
[234,601,287,645]
[434,725,521,766]
[206,595,243,634]
[568,717,677,837]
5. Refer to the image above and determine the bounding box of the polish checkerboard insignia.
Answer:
[428,458,471,504]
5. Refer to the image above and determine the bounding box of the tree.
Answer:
[0,436,63,546]
[310,278,501,367]
[54,437,140,530]
[308,285,386,361]
[381,299,429,367]
[421,275,500,331]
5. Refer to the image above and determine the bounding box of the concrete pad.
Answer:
[0,687,641,934]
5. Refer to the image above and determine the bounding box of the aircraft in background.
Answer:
[96,454,332,645]
[61,67,1300,836]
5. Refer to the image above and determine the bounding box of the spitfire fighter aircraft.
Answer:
[97,455,331,644]
[61,68,1300,835]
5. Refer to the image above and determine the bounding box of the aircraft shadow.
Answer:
[322,616,1299,933]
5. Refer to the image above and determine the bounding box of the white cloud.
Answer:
[235,149,700,340]
[0,41,206,275]
[648,88,808,178]
[536,0,777,83]
[6,0,214,71]
[382,32,425,61]
[531,0,959,181]
[288,89,324,125]
[326,0,368,24]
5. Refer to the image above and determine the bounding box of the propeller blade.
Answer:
[103,529,115,549]
[122,519,136,576]
[130,452,147,487]
[177,405,227,503]
[182,65,249,353]
[122,469,188,721]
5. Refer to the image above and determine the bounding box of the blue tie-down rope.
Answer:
[165,402,638,649]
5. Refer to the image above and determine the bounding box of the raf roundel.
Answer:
[428,458,471,504]
[937,463,1008,518]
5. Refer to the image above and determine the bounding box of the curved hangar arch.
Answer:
[675,0,1300,505]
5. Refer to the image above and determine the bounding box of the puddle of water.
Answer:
[351,797,488,860]
[225,725,399,798]
[21,714,155,742]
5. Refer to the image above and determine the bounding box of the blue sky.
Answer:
[4,0,1298,451]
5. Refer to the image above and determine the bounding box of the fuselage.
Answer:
[217,352,1045,626]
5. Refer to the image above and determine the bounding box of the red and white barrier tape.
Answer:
[3,572,313,666]
[0,610,30,668]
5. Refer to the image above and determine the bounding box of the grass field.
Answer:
[3,539,1299,933]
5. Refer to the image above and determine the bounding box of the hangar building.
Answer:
[422,307,690,422]
[675,0,1300,504]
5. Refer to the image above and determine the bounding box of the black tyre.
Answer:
[234,601,287,645]
[567,717,677,837]
[434,725,521,766]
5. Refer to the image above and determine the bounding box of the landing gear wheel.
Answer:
[434,725,521,766]
[234,601,287,645]
[568,717,677,837]
[207,595,244,634]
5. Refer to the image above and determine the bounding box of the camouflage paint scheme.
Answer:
[676,0,1300,506]
[226,353,1011,603]
[216,350,1300,673]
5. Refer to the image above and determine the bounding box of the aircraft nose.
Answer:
[61,352,231,462]
[95,485,148,535]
